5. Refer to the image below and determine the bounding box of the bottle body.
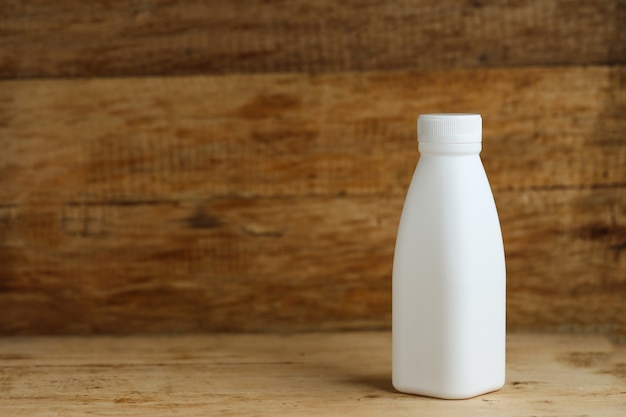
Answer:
[392,118,506,399]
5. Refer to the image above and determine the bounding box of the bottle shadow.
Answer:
[344,373,397,394]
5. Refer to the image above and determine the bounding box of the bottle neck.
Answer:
[418,142,482,156]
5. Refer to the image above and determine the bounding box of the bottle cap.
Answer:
[417,114,482,144]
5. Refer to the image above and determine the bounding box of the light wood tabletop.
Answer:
[1,332,624,416]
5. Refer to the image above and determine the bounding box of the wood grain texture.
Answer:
[0,191,624,335]
[1,0,625,79]
[1,332,625,416]
[0,66,625,336]
[1,66,623,202]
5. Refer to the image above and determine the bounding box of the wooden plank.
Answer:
[1,188,624,336]
[0,332,624,416]
[0,66,624,336]
[1,66,624,204]
[1,0,624,79]
[501,188,626,339]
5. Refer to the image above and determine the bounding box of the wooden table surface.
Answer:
[1,332,624,416]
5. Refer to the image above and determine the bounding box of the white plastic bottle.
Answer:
[392,114,506,399]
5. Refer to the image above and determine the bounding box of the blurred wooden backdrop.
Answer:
[0,0,624,339]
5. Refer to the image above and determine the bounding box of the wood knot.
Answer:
[186,206,222,229]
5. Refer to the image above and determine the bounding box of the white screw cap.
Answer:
[417,114,482,144]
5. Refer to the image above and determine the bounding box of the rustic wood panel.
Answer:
[0,66,623,204]
[1,333,625,416]
[1,0,624,79]
[0,66,624,336]
[0,189,624,336]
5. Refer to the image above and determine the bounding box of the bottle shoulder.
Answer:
[405,155,495,209]
[397,154,502,251]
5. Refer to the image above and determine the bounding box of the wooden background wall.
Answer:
[0,0,624,339]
